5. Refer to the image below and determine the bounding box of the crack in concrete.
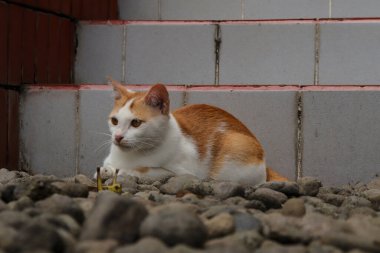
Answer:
[314,23,321,85]
[214,24,221,86]
[296,91,304,180]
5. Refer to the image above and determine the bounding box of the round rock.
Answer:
[247,188,288,209]
[140,203,207,247]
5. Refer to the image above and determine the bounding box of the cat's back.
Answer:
[173,104,252,136]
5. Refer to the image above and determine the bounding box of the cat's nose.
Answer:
[115,135,124,143]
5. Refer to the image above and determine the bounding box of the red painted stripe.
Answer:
[24,84,380,92]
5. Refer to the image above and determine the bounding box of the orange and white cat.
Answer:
[99,79,286,185]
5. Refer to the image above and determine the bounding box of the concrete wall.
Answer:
[119,0,380,20]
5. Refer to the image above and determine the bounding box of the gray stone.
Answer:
[0,168,24,184]
[259,181,300,197]
[281,198,306,217]
[261,213,311,243]
[318,193,346,207]
[8,196,34,211]
[363,189,380,210]
[204,212,235,239]
[11,178,58,202]
[33,214,81,237]
[298,177,322,196]
[0,224,17,249]
[341,196,372,209]
[52,182,89,198]
[211,181,245,200]
[81,191,148,244]
[6,219,75,253]
[245,200,267,212]
[75,239,118,253]
[114,237,168,253]
[233,212,263,232]
[159,174,200,195]
[247,188,288,209]
[348,207,377,218]
[303,196,339,217]
[256,240,307,253]
[205,230,263,252]
[73,174,96,188]
[308,241,343,253]
[140,203,207,247]
[201,205,243,219]
[321,232,380,252]
[0,210,31,229]
[35,194,85,224]
[367,177,380,190]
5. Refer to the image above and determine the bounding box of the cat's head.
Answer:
[108,78,170,151]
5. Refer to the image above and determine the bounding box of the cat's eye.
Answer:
[131,119,142,128]
[111,117,118,125]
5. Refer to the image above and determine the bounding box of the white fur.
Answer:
[215,160,266,186]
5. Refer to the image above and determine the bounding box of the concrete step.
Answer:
[118,0,380,20]
[20,84,380,185]
[75,20,380,86]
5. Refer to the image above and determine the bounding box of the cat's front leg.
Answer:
[93,166,117,180]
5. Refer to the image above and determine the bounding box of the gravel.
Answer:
[0,168,379,253]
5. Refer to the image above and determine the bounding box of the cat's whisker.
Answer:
[94,140,113,153]
[90,130,112,137]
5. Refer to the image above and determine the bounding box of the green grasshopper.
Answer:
[96,167,122,194]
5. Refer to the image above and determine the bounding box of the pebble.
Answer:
[281,198,306,217]
[259,181,300,196]
[298,177,322,196]
[0,168,378,253]
[247,188,288,209]
[80,191,148,244]
[204,212,235,239]
[140,203,207,247]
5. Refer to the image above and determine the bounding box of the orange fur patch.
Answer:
[266,167,288,181]
[173,104,264,178]
[135,167,150,174]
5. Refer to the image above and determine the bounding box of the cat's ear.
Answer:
[144,84,170,115]
[107,77,130,100]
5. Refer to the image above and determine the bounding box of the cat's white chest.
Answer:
[103,116,207,178]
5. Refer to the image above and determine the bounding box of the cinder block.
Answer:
[332,0,380,18]
[161,0,242,20]
[302,91,380,186]
[219,23,315,85]
[75,24,124,84]
[319,23,380,85]
[186,89,298,180]
[118,0,159,20]
[125,24,215,85]
[20,89,77,177]
[245,0,329,19]
[79,87,184,177]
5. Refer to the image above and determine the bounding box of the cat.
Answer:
[98,79,287,185]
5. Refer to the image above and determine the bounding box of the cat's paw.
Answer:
[94,166,117,180]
